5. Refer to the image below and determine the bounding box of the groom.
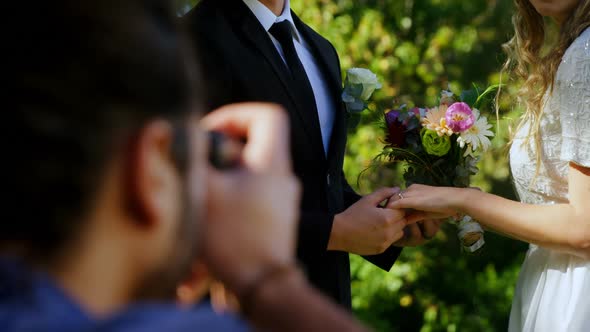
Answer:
[185,0,439,308]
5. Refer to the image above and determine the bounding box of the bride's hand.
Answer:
[388,184,467,223]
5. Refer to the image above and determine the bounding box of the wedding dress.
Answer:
[508,28,590,331]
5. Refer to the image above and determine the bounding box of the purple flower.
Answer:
[409,107,421,118]
[445,102,475,133]
[385,110,407,147]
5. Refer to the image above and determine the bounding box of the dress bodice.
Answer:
[510,28,590,205]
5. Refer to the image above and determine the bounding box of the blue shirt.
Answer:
[0,258,249,332]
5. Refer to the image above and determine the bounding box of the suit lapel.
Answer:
[225,0,326,162]
[230,3,292,101]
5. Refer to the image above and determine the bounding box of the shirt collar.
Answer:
[242,0,301,42]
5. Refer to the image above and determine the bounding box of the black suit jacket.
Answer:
[185,0,401,308]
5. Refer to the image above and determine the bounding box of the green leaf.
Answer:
[460,89,478,106]
[474,83,503,109]
[347,113,362,131]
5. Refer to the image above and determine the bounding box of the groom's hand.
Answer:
[328,188,407,255]
[393,220,443,247]
[385,192,442,247]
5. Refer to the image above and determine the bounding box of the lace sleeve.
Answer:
[558,29,590,168]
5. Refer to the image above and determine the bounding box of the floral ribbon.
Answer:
[457,215,485,253]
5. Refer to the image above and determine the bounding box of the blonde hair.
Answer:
[502,0,590,176]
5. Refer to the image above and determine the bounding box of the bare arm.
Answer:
[390,163,590,259]
[392,39,590,258]
[244,266,368,332]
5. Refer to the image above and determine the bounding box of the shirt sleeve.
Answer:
[559,30,590,168]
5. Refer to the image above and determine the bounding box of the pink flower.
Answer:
[445,102,475,133]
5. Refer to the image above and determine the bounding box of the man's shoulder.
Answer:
[0,296,249,332]
[100,304,250,332]
[183,0,226,33]
[185,0,219,17]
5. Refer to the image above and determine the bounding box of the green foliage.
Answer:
[350,229,525,332]
[178,0,529,330]
[291,1,528,331]
[286,0,524,199]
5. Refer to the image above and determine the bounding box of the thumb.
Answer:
[364,187,400,206]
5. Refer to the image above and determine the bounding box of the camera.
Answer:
[208,131,242,170]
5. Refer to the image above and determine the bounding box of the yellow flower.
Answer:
[421,105,453,137]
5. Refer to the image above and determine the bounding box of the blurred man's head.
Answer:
[9,0,207,313]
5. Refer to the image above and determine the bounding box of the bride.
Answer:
[390,0,589,331]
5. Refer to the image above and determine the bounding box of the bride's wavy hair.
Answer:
[502,0,590,175]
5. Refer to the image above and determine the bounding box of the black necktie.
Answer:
[269,21,320,134]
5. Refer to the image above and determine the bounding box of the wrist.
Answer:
[327,213,344,251]
[452,187,475,214]
[239,264,306,317]
[219,257,296,300]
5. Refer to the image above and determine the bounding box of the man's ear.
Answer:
[125,120,176,227]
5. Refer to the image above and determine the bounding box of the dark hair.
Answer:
[9,0,199,259]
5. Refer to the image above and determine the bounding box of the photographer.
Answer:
[3,1,366,331]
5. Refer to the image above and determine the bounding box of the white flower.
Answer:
[345,68,382,100]
[457,109,494,155]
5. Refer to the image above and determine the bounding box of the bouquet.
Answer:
[343,68,498,253]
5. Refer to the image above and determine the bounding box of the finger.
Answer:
[391,229,406,244]
[387,196,422,210]
[382,206,406,223]
[377,209,405,234]
[201,103,291,174]
[366,187,400,206]
[385,192,404,208]
[420,220,440,239]
[406,223,423,241]
[395,184,431,200]
[405,211,428,224]
[384,186,405,205]
[210,282,228,312]
[407,211,452,224]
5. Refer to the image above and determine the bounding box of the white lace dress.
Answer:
[508,28,590,331]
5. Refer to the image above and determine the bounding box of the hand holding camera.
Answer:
[200,103,302,299]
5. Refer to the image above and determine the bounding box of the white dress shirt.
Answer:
[242,0,336,155]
